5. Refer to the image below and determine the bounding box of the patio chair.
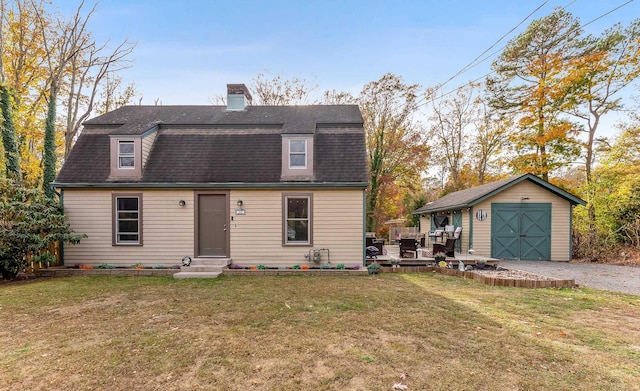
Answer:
[400,238,417,258]
[366,236,384,255]
[433,238,456,257]
[433,227,462,257]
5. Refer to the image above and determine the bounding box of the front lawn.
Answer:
[1,274,639,390]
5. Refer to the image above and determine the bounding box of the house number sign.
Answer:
[475,210,487,221]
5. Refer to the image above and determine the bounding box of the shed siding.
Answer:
[229,189,364,267]
[472,181,572,261]
[63,188,365,267]
[420,212,470,254]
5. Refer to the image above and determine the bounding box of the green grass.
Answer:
[1,274,639,390]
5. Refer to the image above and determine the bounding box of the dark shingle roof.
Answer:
[413,174,586,214]
[55,105,368,186]
[83,105,364,135]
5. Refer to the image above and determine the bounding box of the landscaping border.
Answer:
[382,266,576,288]
[223,269,367,276]
[36,268,179,277]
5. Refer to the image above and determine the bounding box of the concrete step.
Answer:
[182,265,225,273]
[173,271,222,279]
[190,258,231,267]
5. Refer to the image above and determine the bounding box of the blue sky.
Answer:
[58,0,639,110]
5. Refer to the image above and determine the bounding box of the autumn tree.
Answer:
[1,0,50,187]
[426,83,509,194]
[35,1,96,198]
[1,0,135,191]
[428,83,477,192]
[471,94,511,185]
[567,20,640,257]
[568,20,640,184]
[359,73,429,232]
[488,8,583,181]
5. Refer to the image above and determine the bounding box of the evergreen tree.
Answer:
[0,85,21,180]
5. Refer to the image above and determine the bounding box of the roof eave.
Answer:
[468,174,586,207]
[53,181,369,189]
[413,203,469,215]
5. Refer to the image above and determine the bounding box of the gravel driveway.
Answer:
[500,260,640,295]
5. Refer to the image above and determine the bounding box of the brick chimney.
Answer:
[226,84,253,110]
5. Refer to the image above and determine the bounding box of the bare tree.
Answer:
[250,71,319,105]
[64,37,135,155]
[96,74,137,115]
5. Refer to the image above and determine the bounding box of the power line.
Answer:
[410,0,551,111]
[439,0,550,91]
[417,0,637,110]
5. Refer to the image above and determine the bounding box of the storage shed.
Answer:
[413,174,586,262]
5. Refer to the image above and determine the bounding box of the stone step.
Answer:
[173,271,222,279]
[190,258,231,267]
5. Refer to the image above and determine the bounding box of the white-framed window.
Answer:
[118,140,135,168]
[113,194,142,245]
[284,195,312,245]
[289,139,306,169]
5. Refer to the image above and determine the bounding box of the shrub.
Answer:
[97,264,116,269]
[0,180,86,280]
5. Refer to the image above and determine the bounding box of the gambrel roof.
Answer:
[413,173,586,214]
[55,105,368,188]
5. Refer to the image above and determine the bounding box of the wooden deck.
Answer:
[368,245,499,267]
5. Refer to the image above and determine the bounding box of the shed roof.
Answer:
[413,173,586,214]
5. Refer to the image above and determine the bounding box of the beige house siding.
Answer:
[229,189,364,267]
[63,189,194,267]
[471,180,572,261]
[141,131,158,168]
[63,188,365,267]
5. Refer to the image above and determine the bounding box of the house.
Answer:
[413,174,586,261]
[53,84,369,269]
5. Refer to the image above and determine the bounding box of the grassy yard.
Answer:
[1,274,639,391]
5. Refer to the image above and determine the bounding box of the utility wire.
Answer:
[416,0,636,110]
[409,0,551,111]
[439,0,550,91]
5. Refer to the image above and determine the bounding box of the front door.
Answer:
[197,193,228,257]
[491,203,551,260]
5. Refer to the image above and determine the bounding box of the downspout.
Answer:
[569,204,574,261]
[468,207,473,253]
[362,189,366,266]
[51,185,65,266]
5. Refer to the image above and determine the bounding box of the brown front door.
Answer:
[197,194,228,257]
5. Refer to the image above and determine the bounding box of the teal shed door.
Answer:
[452,210,463,252]
[491,203,551,260]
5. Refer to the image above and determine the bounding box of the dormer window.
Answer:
[110,137,142,178]
[281,135,314,180]
[118,141,135,169]
[289,140,307,168]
